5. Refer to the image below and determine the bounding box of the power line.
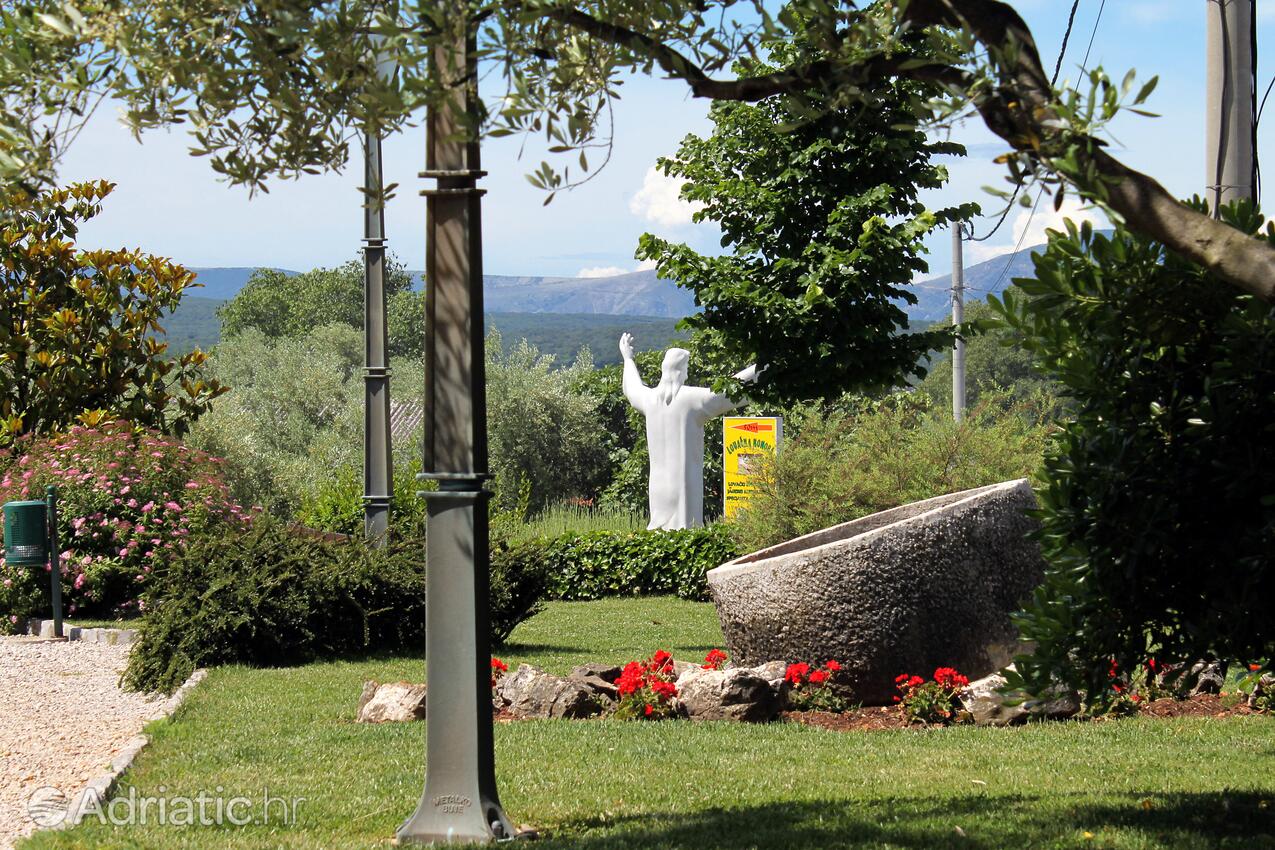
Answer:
[1081,0,1106,70]
[979,0,1106,294]
[966,0,1082,243]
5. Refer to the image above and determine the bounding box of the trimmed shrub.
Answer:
[991,208,1275,706]
[500,525,739,603]
[0,421,248,631]
[124,517,550,694]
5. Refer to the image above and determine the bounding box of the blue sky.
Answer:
[56,0,1275,283]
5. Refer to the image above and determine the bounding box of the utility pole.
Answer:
[1205,0,1256,211]
[951,221,966,423]
[362,120,393,547]
[396,12,513,845]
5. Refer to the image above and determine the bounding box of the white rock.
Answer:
[356,681,427,723]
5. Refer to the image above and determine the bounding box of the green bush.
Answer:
[485,332,610,512]
[500,525,739,603]
[296,457,430,538]
[727,389,1054,553]
[990,207,1275,707]
[124,516,549,693]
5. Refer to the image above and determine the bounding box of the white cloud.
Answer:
[577,265,631,278]
[628,166,704,227]
[576,258,660,278]
[966,195,1105,265]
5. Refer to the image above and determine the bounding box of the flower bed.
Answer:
[0,421,249,630]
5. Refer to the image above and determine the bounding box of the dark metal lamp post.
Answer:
[363,33,395,548]
[396,17,513,845]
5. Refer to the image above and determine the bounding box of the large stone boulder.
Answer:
[707,480,1045,706]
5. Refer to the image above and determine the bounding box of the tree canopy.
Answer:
[637,33,974,403]
[218,258,424,359]
[2,1,1274,302]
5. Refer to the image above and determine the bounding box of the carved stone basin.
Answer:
[707,479,1045,705]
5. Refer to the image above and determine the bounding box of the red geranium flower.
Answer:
[933,667,969,690]
[824,660,842,672]
[644,704,654,717]
[808,670,830,686]
[785,663,811,685]
[703,649,728,670]
[491,657,508,673]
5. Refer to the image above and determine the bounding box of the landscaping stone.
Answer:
[495,664,601,719]
[569,663,621,683]
[0,636,169,850]
[567,671,619,702]
[708,480,1046,706]
[1248,673,1275,710]
[1187,661,1226,696]
[675,664,784,722]
[356,681,427,723]
[959,669,1080,726]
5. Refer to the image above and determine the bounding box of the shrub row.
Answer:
[124,516,549,694]
[500,524,740,602]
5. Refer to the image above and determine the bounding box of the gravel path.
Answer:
[0,637,165,850]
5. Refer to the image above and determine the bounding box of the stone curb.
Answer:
[53,669,208,830]
[21,619,139,646]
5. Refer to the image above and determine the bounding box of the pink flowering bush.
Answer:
[0,421,251,631]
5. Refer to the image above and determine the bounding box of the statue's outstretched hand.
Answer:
[734,363,761,384]
[619,332,636,361]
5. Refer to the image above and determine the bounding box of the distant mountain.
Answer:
[188,266,696,318]
[184,240,1053,336]
[907,247,1043,323]
[188,267,298,300]
[477,270,697,318]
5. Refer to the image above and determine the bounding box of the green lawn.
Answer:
[20,597,1275,850]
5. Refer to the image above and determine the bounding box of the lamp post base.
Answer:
[396,475,513,846]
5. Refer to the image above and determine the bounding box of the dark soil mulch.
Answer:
[783,694,1266,733]
[782,706,912,732]
[1135,693,1262,719]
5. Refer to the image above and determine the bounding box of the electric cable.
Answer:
[977,0,1107,295]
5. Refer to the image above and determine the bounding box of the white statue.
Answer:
[620,333,758,530]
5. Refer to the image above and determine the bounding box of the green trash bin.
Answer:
[3,499,48,566]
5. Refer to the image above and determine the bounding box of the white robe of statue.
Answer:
[620,333,757,530]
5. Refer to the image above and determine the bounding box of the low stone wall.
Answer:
[21,620,138,646]
[707,480,1045,705]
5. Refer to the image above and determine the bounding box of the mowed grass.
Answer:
[20,597,1275,850]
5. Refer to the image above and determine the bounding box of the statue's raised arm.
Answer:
[619,332,652,413]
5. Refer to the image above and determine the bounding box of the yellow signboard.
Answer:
[722,416,782,520]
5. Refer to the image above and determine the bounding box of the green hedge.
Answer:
[504,524,739,602]
[124,517,549,694]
